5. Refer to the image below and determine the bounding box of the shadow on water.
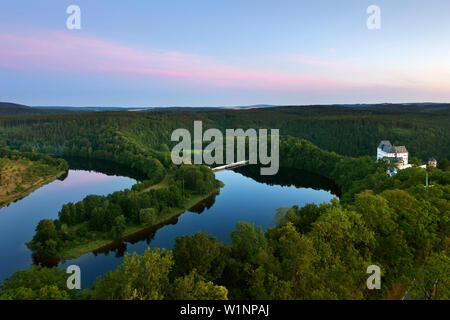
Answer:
[188,192,219,214]
[233,165,341,197]
[32,254,59,268]
[75,191,220,259]
[57,170,69,181]
[61,156,146,181]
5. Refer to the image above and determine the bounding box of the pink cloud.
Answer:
[0,30,362,92]
[282,54,360,70]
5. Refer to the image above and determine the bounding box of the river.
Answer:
[0,161,338,287]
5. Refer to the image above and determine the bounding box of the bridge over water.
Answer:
[211,160,249,172]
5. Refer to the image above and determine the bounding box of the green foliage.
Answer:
[0,265,82,300]
[169,270,228,300]
[175,164,220,195]
[91,248,173,300]
[200,105,450,161]
[27,219,61,259]
[0,148,68,172]
[172,232,226,281]
[409,157,423,166]
[139,208,156,225]
[90,248,227,300]
[409,250,449,300]
[438,158,450,171]
[110,215,127,239]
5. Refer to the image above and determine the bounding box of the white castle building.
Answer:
[377,140,412,170]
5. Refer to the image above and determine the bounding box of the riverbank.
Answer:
[0,157,67,208]
[58,182,224,260]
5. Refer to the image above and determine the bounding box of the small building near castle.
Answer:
[428,157,437,168]
[387,167,398,177]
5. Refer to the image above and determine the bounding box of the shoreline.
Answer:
[58,182,224,261]
[0,170,67,209]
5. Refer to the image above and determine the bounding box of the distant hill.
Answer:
[0,102,44,116]
[34,105,281,112]
[3,101,450,116]
[1,101,449,160]
[222,104,280,109]
[34,106,137,112]
[0,103,82,116]
[35,106,247,112]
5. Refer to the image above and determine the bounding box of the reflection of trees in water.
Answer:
[61,157,145,181]
[92,217,178,258]
[92,242,128,258]
[188,192,219,214]
[233,166,341,197]
[32,253,59,268]
[91,192,220,258]
[114,242,127,258]
[33,192,218,263]
[37,177,219,262]
[38,168,336,262]
[57,171,69,181]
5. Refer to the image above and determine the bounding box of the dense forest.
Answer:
[1,104,449,161]
[0,104,448,300]
[199,104,450,161]
[1,137,448,300]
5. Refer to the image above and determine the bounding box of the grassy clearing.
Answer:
[139,175,169,193]
[0,158,65,208]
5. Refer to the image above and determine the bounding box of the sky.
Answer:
[1,0,450,107]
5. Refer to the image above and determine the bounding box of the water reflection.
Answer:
[188,192,219,214]
[62,167,338,262]
[62,157,145,181]
[57,170,69,181]
[0,168,136,282]
[0,157,337,287]
[59,168,334,287]
[233,165,341,197]
[89,191,220,258]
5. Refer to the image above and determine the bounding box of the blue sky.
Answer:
[1,0,450,107]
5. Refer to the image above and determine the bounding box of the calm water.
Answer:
[0,163,337,287]
[0,169,136,283]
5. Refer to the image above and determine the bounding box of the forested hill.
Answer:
[0,103,449,161]
[0,102,75,116]
[196,104,450,160]
[0,103,43,116]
